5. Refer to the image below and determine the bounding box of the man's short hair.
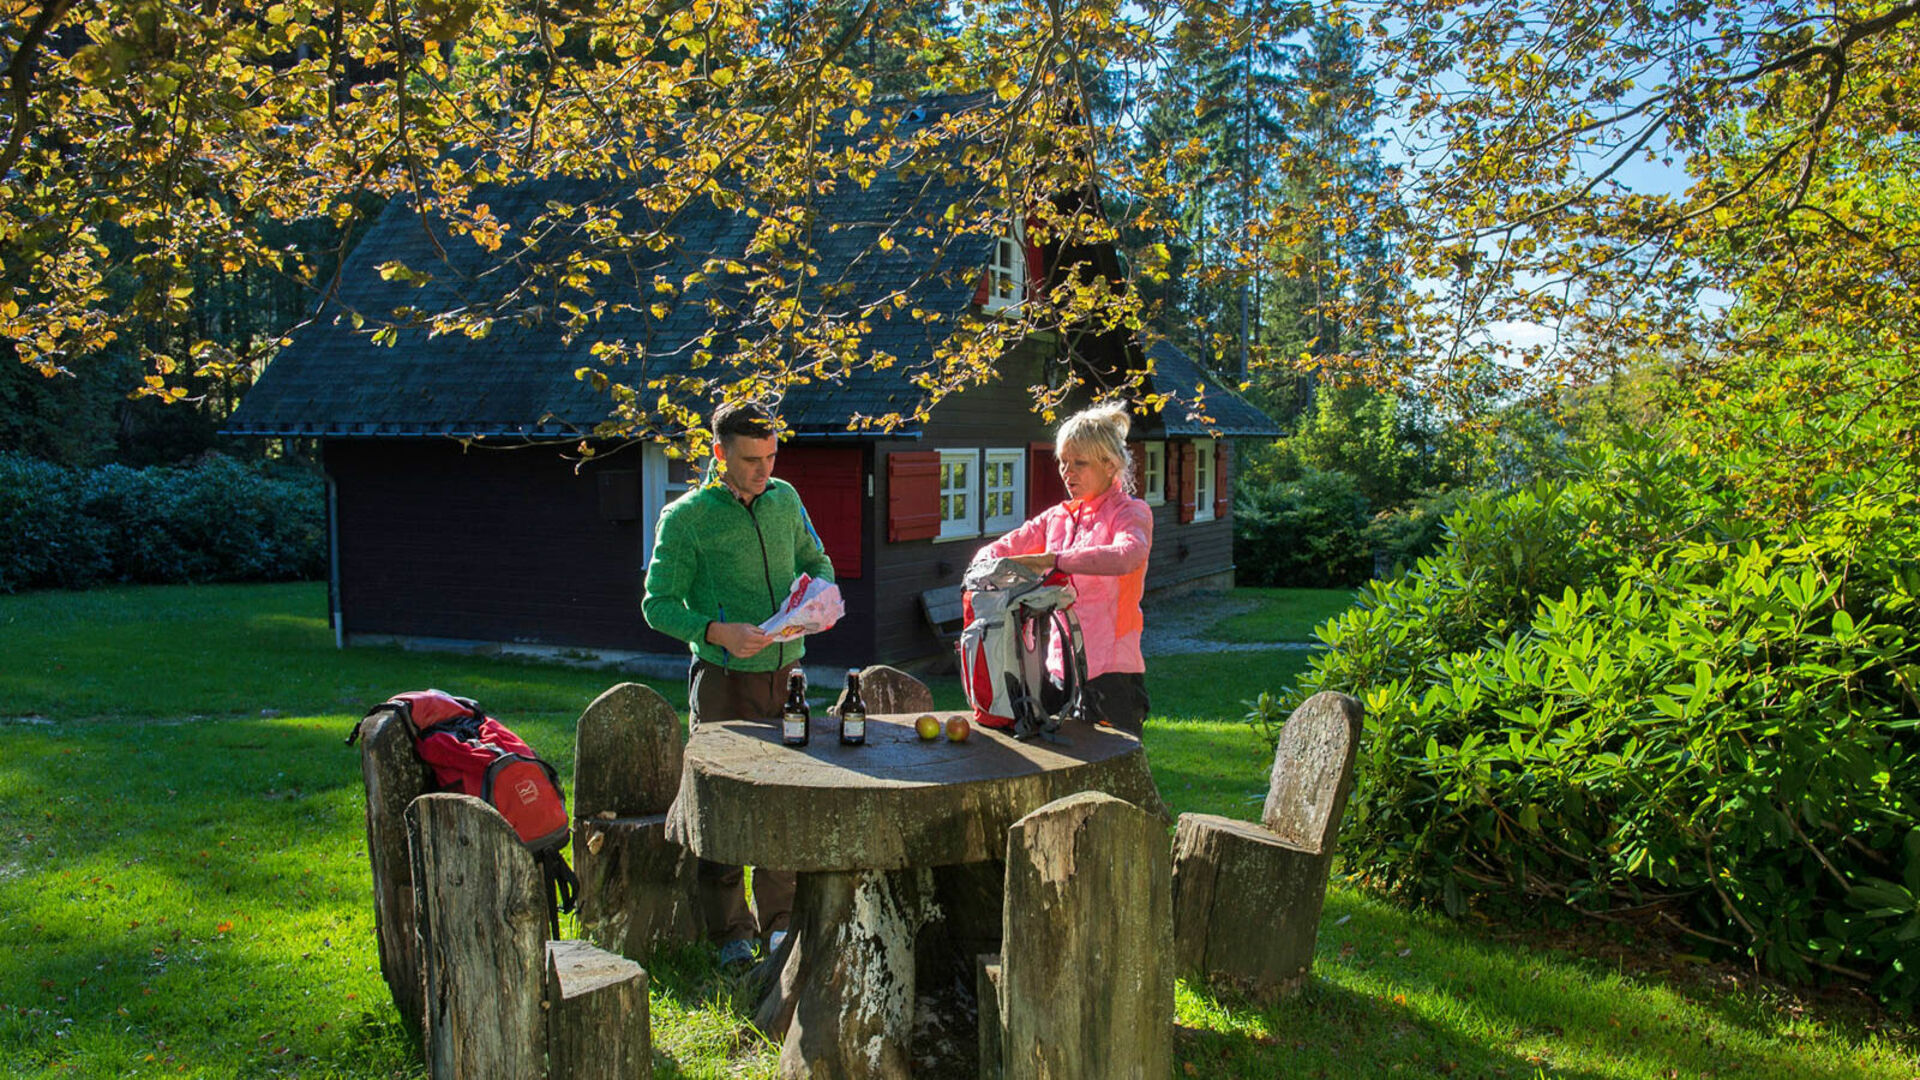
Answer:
[712,399,778,444]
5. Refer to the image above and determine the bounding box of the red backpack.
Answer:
[352,689,577,936]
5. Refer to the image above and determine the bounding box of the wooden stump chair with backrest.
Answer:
[409,793,651,1080]
[1169,690,1365,1000]
[832,663,935,716]
[978,791,1174,1080]
[571,682,701,960]
[350,707,432,1039]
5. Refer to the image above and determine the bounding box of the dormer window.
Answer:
[984,222,1026,314]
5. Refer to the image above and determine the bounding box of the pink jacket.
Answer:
[979,484,1153,678]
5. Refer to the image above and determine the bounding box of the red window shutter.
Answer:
[972,271,990,307]
[1028,441,1066,516]
[1023,214,1046,299]
[1128,441,1146,498]
[887,450,941,542]
[1213,441,1231,520]
[1177,441,1198,524]
[777,445,865,578]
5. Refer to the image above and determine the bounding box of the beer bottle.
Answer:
[839,668,867,746]
[782,670,810,747]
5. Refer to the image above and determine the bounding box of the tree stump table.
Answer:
[666,711,1164,1080]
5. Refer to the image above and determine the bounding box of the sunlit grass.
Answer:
[1206,585,1361,644]
[1,583,1913,1078]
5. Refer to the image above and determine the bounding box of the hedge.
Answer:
[0,453,326,592]
[1281,435,1920,1007]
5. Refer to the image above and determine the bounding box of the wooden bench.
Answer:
[1169,690,1364,1000]
[920,584,966,651]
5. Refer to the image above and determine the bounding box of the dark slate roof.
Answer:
[1141,339,1283,438]
[227,93,1278,442]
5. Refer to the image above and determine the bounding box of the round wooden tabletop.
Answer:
[666,711,1165,871]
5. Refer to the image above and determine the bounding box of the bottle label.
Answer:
[783,713,807,741]
[842,712,865,740]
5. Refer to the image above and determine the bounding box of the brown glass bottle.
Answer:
[839,668,867,746]
[782,670,810,747]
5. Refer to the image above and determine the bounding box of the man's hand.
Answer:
[706,621,774,659]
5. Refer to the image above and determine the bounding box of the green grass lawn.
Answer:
[2,583,1913,1078]
[1206,586,1365,644]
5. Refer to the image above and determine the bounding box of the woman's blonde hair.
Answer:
[1055,402,1134,494]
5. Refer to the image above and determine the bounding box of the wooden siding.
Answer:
[324,438,876,666]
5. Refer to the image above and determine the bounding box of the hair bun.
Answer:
[1088,401,1131,440]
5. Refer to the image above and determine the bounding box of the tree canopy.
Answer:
[3,0,1916,438]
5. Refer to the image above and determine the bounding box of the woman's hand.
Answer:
[1007,552,1057,573]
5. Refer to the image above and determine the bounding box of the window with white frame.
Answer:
[938,449,978,540]
[982,448,1026,533]
[984,224,1026,314]
[1193,440,1217,522]
[641,443,701,564]
[1140,441,1166,505]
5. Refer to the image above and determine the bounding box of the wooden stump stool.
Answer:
[834,664,936,716]
[571,682,700,960]
[1171,690,1364,999]
[350,707,432,1039]
[997,791,1174,1080]
[409,793,651,1080]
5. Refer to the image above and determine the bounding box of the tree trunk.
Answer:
[545,939,651,1080]
[670,715,1164,871]
[1000,792,1172,1080]
[755,868,934,1079]
[408,793,546,1080]
[353,709,430,1041]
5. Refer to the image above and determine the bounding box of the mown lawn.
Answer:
[1,583,1913,1078]
[1206,585,1365,644]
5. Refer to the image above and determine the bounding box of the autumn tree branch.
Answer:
[1,0,79,181]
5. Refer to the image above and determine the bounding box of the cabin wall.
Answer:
[322,438,877,666]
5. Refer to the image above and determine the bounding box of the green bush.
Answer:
[0,453,325,591]
[1282,434,1920,1007]
[1234,468,1373,587]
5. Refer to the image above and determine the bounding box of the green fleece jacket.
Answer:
[641,477,836,672]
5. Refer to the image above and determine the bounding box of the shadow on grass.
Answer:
[1178,976,1617,1080]
[1236,888,1906,1080]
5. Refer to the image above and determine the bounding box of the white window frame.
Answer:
[1193,439,1218,522]
[983,221,1026,315]
[937,449,979,541]
[1140,441,1166,506]
[982,447,1026,534]
[641,443,699,565]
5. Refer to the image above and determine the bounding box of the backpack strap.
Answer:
[347,699,410,746]
[1054,607,1089,725]
[537,850,579,940]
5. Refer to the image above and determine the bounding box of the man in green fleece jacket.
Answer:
[642,399,835,967]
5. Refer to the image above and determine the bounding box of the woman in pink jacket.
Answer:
[975,402,1154,733]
